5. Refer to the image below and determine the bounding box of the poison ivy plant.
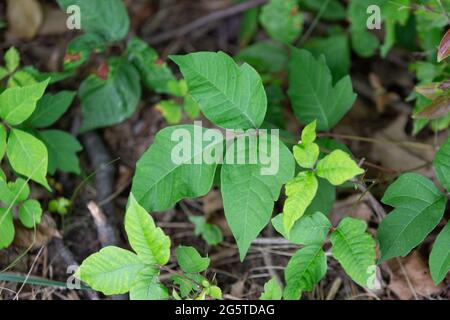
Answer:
[189,215,223,246]
[77,194,221,300]
[288,49,357,131]
[260,278,283,300]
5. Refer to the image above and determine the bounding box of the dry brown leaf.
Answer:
[414,95,450,120]
[7,0,43,40]
[13,214,59,249]
[387,251,445,300]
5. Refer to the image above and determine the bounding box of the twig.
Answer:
[87,201,118,247]
[149,0,269,44]
[326,277,342,300]
[13,246,44,300]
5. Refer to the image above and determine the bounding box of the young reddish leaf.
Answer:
[415,83,443,100]
[437,29,450,62]
[96,61,109,80]
[414,95,450,120]
[64,52,81,63]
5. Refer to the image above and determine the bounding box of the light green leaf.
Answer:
[429,222,450,284]
[293,143,319,169]
[284,245,327,300]
[260,278,282,300]
[39,130,82,175]
[26,91,76,128]
[76,246,145,295]
[272,211,330,246]
[176,246,210,273]
[288,49,356,131]
[207,285,222,300]
[7,129,49,189]
[126,37,177,94]
[78,58,141,132]
[57,0,129,42]
[0,208,14,249]
[125,194,171,266]
[19,199,42,228]
[330,217,376,287]
[0,79,49,125]
[434,137,450,192]
[0,178,30,206]
[301,121,317,144]
[260,0,303,44]
[0,124,7,160]
[170,52,267,129]
[379,173,447,261]
[156,100,182,125]
[221,135,295,260]
[316,150,364,185]
[202,224,223,246]
[283,171,318,234]
[5,47,20,73]
[131,125,220,212]
[0,67,8,81]
[130,267,169,300]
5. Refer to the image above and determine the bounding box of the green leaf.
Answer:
[316,150,364,185]
[0,208,14,249]
[7,129,49,189]
[221,135,295,260]
[131,125,220,212]
[0,124,7,160]
[170,52,267,129]
[330,217,376,287]
[260,278,282,300]
[300,0,346,21]
[0,67,8,81]
[202,224,223,246]
[175,246,210,273]
[304,31,350,81]
[284,245,327,300]
[78,57,141,132]
[207,285,222,300]
[57,0,129,42]
[0,79,49,125]
[288,49,356,131]
[125,194,171,266]
[283,171,318,234]
[63,34,107,71]
[429,222,450,284]
[379,173,447,261]
[272,211,330,246]
[434,137,450,192]
[26,91,76,128]
[0,178,30,206]
[39,130,82,175]
[380,0,410,57]
[304,178,336,216]
[5,47,20,73]
[235,41,288,74]
[130,267,169,300]
[126,37,177,94]
[300,120,317,144]
[19,199,42,228]
[259,0,303,44]
[76,246,145,295]
[293,143,319,169]
[156,100,182,125]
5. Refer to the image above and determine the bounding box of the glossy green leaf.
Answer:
[7,129,49,189]
[316,150,364,185]
[260,0,303,44]
[429,222,450,284]
[57,0,129,42]
[125,194,171,266]
[284,245,327,300]
[130,267,169,300]
[0,208,14,249]
[176,246,210,273]
[260,278,282,300]
[76,246,145,295]
[131,125,220,212]
[0,79,49,125]
[288,49,356,131]
[171,52,267,129]
[18,199,42,228]
[78,58,141,132]
[283,171,318,234]
[434,137,450,191]
[379,173,447,261]
[39,130,82,175]
[221,135,295,260]
[272,211,330,246]
[330,217,376,287]
[26,91,76,128]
